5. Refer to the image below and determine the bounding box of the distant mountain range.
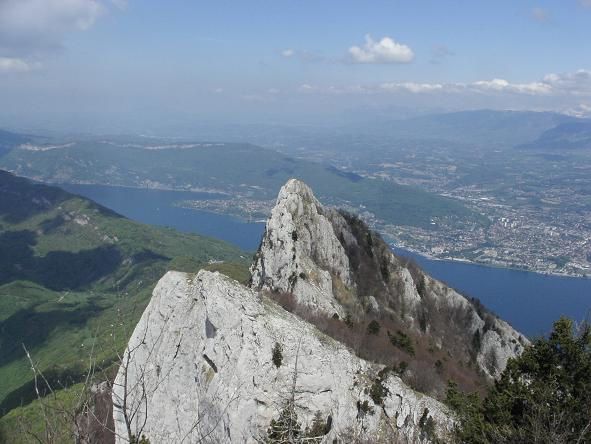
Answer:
[517,120,591,150]
[345,109,578,147]
[0,132,484,230]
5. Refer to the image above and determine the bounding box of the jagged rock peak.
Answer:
[250,179,528,379]
[250,178,353,316]
[277,177,317,205]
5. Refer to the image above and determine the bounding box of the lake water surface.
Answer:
[62,184,265,251]
[64,183,591,337]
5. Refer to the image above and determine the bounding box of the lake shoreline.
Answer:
[57,180,588,279]
[59,182,591,337]
[393,245,591,281]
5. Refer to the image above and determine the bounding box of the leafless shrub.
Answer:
[266,291,487,399]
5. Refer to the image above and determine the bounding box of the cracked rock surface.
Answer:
[250,179,353,317]
[114,178,528,443]
[113,270,452,443]
[250,179,527,379]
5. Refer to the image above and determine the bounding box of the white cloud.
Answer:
[0,0,120,59]
[298,84,315,92]
[280,48,326,63]
[300,69,591,99]
[380,82,445,93]
[563,103,591,117]
[471,78,553,95]
[380,78,552,96]
[543,70,591,96]
[348,35,414,64]
[0,56,39,73]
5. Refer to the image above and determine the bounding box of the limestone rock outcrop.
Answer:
[250,179,353,317]
[113,178,529,443]
[112,270,452,443]
[250,179,527,378]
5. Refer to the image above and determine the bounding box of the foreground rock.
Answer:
[113,270,452,443]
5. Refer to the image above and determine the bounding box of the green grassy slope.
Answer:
[0,138,485,229]
[0,170,249,417]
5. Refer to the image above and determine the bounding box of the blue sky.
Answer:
[0,0,590,132]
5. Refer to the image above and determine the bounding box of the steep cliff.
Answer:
[250,179,353,317]
[251,179,527,379]
[113,178,528,443]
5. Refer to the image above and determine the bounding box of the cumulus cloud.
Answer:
[0,56,40,73]
[281,49,295,57]
[298,69,591,100]
[0,0,120,64]
[348,35,414,64]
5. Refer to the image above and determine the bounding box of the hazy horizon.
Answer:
[1,0,590,134]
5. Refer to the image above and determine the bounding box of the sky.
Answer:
[0,0,590,132]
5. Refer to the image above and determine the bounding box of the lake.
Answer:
[62,184,265,251]
[394,249,590,338]
[64,183,591,337]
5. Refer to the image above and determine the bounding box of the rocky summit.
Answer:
[113,179,528,443]
[251,179,527,379]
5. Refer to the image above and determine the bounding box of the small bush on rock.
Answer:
[272,342,283,368]
[367,319,381,335]
[388,330,415,356]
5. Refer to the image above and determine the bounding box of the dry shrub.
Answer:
[265,290,488,399]
[264,211,493,400]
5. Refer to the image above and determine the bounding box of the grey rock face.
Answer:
[114,178,528,443]
[250,179,353,317]
[251,179,527,378]
[113,270,453,443]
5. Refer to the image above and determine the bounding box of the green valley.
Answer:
[0,170,248,421]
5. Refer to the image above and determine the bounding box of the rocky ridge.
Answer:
[113,178,528,443]
[251,179,527,379]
